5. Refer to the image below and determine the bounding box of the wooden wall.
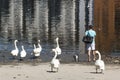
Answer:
[94,0,115,54]
[115,0,120,52]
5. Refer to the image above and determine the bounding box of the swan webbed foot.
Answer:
[51,66,53,72]
[100,69,104,74]
[50,67,59,72]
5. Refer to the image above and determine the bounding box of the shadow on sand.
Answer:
[90,72,104,74]
[46,70,58,73]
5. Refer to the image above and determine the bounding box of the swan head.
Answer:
[95,50,100,54]
[21,45,24,49]
[15,40,18,42]
[52,49,56,52]
[52,49,58,54]
[38,40,40,43]
[95,50,102,60]
[56,37,59,41]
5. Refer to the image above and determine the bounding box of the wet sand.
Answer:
[0,62,120,80]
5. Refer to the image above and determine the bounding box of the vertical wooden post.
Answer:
[88,0,94,25]
[79,0,86,54]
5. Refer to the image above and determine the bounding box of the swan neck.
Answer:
[34,44,36,49]
[22,46,24,50]
[38,43,41,48]
[53,51,57,60]
[14,41,18,49]
[97,52,101,60]
[38,40,41,47]
[56,39,59,47]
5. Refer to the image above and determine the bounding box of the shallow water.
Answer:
[0,0,119,63]
[0,0,83,63]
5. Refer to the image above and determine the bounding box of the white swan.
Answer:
[50,49,60,72]
[33,40,42,57]
[11,40,19,57]
[20,45,27,59]
[55,37,61,55]
[36,40,42,56]
[95,50,105,73]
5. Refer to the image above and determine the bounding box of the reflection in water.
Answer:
[0,0,118,63]
[0,0,81,51]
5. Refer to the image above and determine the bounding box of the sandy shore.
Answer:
[0,62,120,80]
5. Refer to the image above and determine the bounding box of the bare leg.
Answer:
[92,50,96,61]
[96,68,98,73]
[87,50,91,62]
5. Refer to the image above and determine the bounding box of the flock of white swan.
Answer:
[10,39,41,60]
[10,37,61,72]
[10,37,105,73]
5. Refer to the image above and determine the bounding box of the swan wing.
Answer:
[34,53,40,57]
[36,47,42,52]
[95,60,105,70]
[11,49,19,56]
[33,48,37,53]
[54,59,60,68]
[51,59,60,68]
[20,50,27,58]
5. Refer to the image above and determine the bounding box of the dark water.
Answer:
[0,0,89,63]
[3,0,120,63]
[0,0,81,45]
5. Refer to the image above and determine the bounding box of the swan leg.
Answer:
[19,58,23,61]
[51,65,54,72]
[19,57,24,61]
[56,68,59,72]
[101,69,103,74]
[12,56,15,60]
[96,68,98,73]
[51,67,53,72]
